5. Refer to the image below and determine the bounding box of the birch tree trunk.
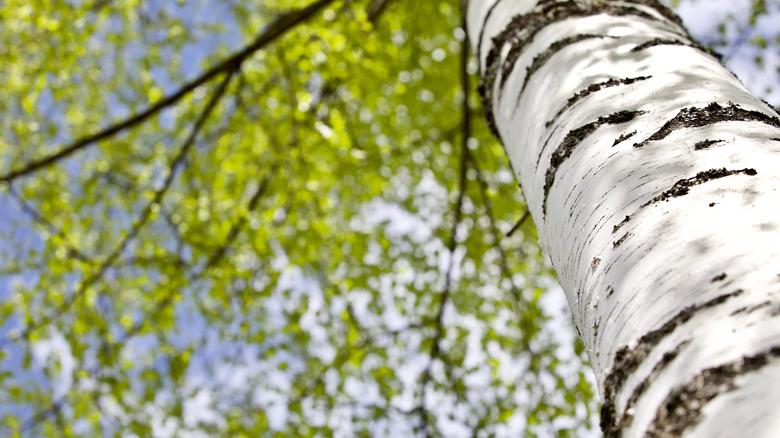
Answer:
[466,1,780,436]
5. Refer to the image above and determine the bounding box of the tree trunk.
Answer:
[466,0,780,436]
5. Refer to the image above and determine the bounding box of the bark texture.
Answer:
[466,1,780,436]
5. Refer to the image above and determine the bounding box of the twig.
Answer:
[0,0,334,184]
[418,17,472,435]
[505,210,530,237]
[1,69,237,348]
[367,0,393,23]
[5,184,91,263]
[201,171,275,271]
[14,166,277,435]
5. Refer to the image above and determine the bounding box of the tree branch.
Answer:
[505,210,530,237]
[201,170,275,271]
[418,20,472,435]
[1,68,236,348]
[15,166,278,434]
[5,184,91,263]
[0,0,334,184]
[367,0,394,23]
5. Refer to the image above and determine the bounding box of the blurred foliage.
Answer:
[675,0,780,105]
[0,0,777,436]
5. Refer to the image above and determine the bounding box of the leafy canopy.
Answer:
[0,0,777,436]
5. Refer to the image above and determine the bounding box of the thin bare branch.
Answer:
[15,167,277,434]
[1,69,236,348]
[506,210,530,237]
[290,316,427,408]
[0,0,334,184]
[202,170,275,271]
[418,20,472,435]
[5,184,91,263]
[367,0,394,23]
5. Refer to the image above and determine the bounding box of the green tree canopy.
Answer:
[0,0,778,436]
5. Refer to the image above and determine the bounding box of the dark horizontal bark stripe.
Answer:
[520,34,613,95]
[496,4,658,92]
[613,130,638,146]
[634,102,780,148]
[694,139,725,150]
[600,289,744,436]
[476,0,506,74]
[543,110,644,216]
[631,37,687,52]
[730,301,772,317]
[622,0,687,30]
[617,340,691,431]
[630,35,724,60]
[612,215,632,234]
[613,233,629,248]
[640,168,758,208]
[546,76,651,129]
[711,272,727,283]
[646,345,780,437]
[479,1,664,138]
[761,98,780,115]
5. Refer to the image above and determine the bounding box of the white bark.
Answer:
[467,1,780,436]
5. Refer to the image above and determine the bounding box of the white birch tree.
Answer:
[467,0,780,436]
[3,0,780,436]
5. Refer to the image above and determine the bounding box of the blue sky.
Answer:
[1,1,779,436]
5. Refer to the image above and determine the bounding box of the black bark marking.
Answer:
[593,316,602,340]
[730,301,771,316]
[646,346,780,437]
[772,138,780,142]
[546,76,651,129]
[613,130,638,146]
[600,289,744,437]
[543,110,644,216]
[618,340,691,430]
[498,4,657,90]
[479,1,664,137]
[694,139,725,150]
[640,168,758,208]
[613,215,631,234]
[760,98,780,116]
[613,233,629,248]
[634,102,780,148]
[735,301,771,316]
[631,37,687,52]
[630,37,722,60]
[709,202,717,207]
[607,285,615,297]
[476,0,506,74]
[622,0,688,30]
[520,34,613,97]
[711,272,727,283]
